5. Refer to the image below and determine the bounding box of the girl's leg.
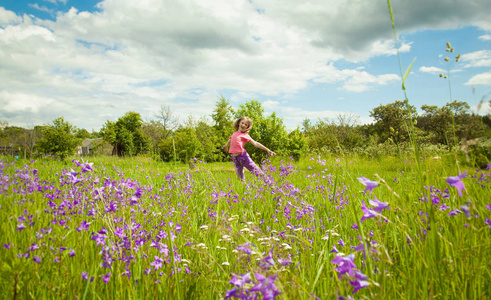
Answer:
[241,153,266,179]
[232,156,245,182]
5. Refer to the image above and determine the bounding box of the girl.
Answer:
[223,116,276,182]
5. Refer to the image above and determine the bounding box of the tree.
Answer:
[418,104,452,144]
[142,119,165,154]
[369,100,417,144]
[159,127,203,162]
[286,127,307,160]
[156,105,179,139]
[36,117,80,159]
[195,116,221,162]
[212,96,235,160]
[417,101,489,146]
[75,128,92,140]
[101,111,149,156]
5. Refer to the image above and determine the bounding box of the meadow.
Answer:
[0,152,490,299]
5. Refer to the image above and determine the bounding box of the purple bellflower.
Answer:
[102,272,111,284]
[460,202,471,218]
[357,177,379,195]
[368,196,389,212]
[485,218,491,229]
[349,279,370,294]
[448,209,461,216]
[446,173,467,197]
[331,254,357,277]
[237,243,252,255]
[361,201,379,222]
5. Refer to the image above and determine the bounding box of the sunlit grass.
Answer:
[1,153,490,299]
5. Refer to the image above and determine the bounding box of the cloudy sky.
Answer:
[1,0,490,131]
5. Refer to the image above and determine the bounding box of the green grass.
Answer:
[0,153,490,299]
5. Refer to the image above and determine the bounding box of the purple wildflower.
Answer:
[277,258,292,266]
[357,177,379,195]
[33,256,41,264]
[80,162,94,173]
[349,279,370,294]
[368,197,389,212]
[16,223,26,231]
[485,218,491,229]
[439,203,449,211]
[76,220,91,232]
[361,201,379,222]
[237,243,252,255]
[70,173,82,185]
[331,254,357,277]
[446,173,467,197]
[229,273,252,288]
[69,249,76,257]
[250,273,280,299]
[2,243,11,249]
[150,256,164,271]
[448,209,461,216]
[460,203,471,218]
[82,272,88,280]
[102,273,111,284]
[263,249,275,267]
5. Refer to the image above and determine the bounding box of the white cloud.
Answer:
[1,0,490,130]
[0,7,22,25]
[28,3,53,14]
[470,101,491,115]
[479,35,491,41]
[462,50,491,68]
[263,100,280,110]
[465,72,491,86]
[419,66,446,74]
[43,0,68,4]
[0,91,54,113]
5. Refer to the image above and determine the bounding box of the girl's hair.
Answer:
[234,116,252,132]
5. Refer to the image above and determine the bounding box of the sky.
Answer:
[1,0,490,132]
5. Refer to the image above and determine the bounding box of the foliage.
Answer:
[212,96,235,161]
[142,119,165,155]
[195,117,223,163]
[159,127,203,162]
[285,127,307,160]
[416,101,490,146]
[303,113,366,154]
[369,100,417,144]
[35,117,80,160]
[74,128,93,140]
[0,125,41,158]
[100,111,150,156]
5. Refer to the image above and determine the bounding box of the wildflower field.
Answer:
[1,153,490,299]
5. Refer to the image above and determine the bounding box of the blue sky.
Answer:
[1,0,490,131]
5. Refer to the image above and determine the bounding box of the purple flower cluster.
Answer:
[225,273,280,300]
[331,254,369,294]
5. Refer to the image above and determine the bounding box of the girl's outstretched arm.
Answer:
[249,139,276,156]
[222,140,231,152]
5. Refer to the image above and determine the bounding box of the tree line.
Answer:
[1,97,490,165]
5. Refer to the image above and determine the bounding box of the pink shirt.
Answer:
[229,132,251,154]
